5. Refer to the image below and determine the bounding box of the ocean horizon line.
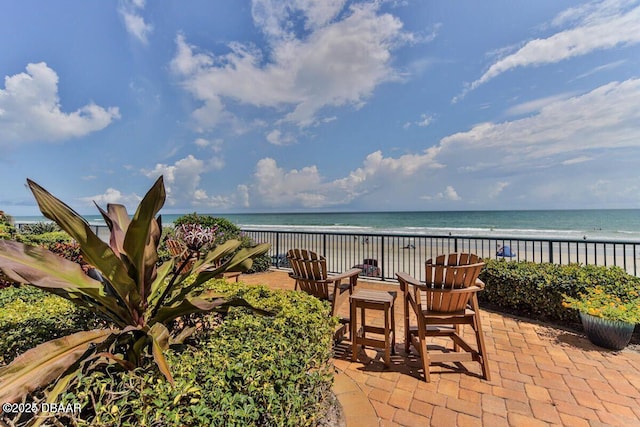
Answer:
[10,209,640,243]
[9,207,640,218]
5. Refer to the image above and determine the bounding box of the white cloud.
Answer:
[441,79,640,168]
[245,77,640,210]
[142,154,235,208]
[439,186,461,201]
[253,158,328,208]
[403,113,434,129]
[459,0,640,98]
[170,34,214,76]
[416,114,433,127]
[119,0,153,45]
[251,148,442,208]
[208,157,225,170]
[194,137,223,152]
[573,59,627,80]
[420,186,461,202]
[194,138,210,148]
[266,129,296,145]
[252,0,347,38]
[586,178,640,203]
[237,184,250,208]
[562,156,593,165]
[190,188,232,208]
[171,1,412,131]
[191,139,226,170]
[0,63,120,146]
[80,188,141,208]
[505,93,576,116]
[489,182,509,199]
[142,155,206,205]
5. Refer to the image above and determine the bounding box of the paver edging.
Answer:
[333,368,380,427]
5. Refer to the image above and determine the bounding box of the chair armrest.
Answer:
[396,272,421,292]
[475,278,485,289]
[329,268,361,282]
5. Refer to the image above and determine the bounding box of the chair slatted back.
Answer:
[287,249,330,300]
[166,239,187,258]
[166,239,196,271]
[417,253,484,313]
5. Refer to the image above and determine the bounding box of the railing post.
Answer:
[381,236,386,281]
[549,242,554,264]
[323,234,327,258]
[275,232,280,267]
[454,237,458,253]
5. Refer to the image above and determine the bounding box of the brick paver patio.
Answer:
[241,270,640,426]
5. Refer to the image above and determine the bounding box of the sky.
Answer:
[1,0,639,216]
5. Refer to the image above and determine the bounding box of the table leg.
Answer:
[351,300,357,362]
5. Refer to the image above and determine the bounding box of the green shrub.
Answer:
[563,285,640,323]
[0,211,17,248]
[0,286,104,366]
[0,223,16,240]
[18,222,61,235]
[479,260,640,324]
[15,230,72,247]
[0,211,14,227]
[47,241,87,266]
[246,253,272,274]
[3,281,336,426]
[0,284,48,308]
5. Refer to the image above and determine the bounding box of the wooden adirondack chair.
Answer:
[396,253,490,382]
[165,239,196,272]
[287,249,360,340]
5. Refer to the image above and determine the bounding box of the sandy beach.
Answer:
[92,224,637,279]
[251,232,637,281]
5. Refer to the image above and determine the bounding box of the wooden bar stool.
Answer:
[350,289,397,366]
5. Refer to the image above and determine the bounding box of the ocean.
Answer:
[12,210,640,242]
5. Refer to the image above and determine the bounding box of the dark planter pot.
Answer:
[580,312,634,350]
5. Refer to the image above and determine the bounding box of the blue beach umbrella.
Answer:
[496,245,516,258]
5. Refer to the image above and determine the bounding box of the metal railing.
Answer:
[242,229,640,281]
[14,223,640,279]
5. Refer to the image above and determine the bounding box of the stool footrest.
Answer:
[362,325,386,335]
[357,337,390,349]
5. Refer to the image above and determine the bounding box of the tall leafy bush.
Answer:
[479,260,640,323]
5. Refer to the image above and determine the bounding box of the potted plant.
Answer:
[563,285,640,350]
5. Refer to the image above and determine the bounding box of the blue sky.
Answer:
[1,0,639,215]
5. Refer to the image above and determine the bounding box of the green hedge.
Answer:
[15,231,72,246]
[0,286,104,365]
[1,281,336,426]
[479,260,640,324]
